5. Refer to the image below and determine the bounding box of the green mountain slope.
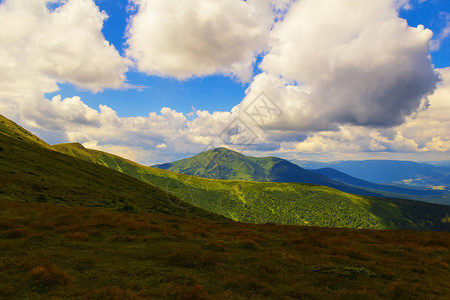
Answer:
[53,143,450,231]
[0,114,50,149]
[154,148,392,197]
[0,117,217,220]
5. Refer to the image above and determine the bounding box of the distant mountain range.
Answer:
[292,159,450,188]
[154,147,448,203]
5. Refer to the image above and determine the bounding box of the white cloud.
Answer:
[430,12,450,51]
[125,0,274,82]
[241,0,438,131]
[0,0,129,96]
[274,68,450,159]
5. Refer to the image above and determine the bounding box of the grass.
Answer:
[0,125,219,220]
[0,114,50,149]
[0,199,449,299]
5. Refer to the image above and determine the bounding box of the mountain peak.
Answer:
[206,147,239,154]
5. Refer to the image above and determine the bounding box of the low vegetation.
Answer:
[1,199,449,299]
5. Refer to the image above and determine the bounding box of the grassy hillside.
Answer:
[0,114,50,149]
[1,199,449,299]
[54,143,450,231]
[0,121,217,220]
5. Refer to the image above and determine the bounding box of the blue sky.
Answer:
[1,0,449,164]
[46,0,450,118]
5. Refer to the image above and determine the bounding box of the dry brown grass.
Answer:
[0,198,449,299]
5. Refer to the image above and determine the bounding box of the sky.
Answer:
[0,0,449,164]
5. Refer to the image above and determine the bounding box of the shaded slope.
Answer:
[0,122,217,220]
[54,143,450,231]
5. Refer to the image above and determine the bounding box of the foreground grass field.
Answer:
[1,199,449,299]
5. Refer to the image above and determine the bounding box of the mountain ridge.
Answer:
[53,142,450,230]
[153,147,390,198]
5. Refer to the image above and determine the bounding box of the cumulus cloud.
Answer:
[0,0,129,96]
[276,68,450,159]
[0,0,131,149]
[125,0,274,82]
[240,0,438,132]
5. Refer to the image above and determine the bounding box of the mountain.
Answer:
[311,168,447,197]
[54,142,450,231]
[424,160,450,168]
[2,113,449,230]
[155,147,449,202]
[0,115,217,219]
[292,159,450,188]
[153,147,389,197]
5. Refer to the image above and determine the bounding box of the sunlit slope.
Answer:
[0,114,50,149]
[54,142,450,230]
[0,119,217,220]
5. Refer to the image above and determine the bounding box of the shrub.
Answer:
[1,228,30,239]
[165,284,208,300]
[120,202,136,213]
[64,231,90,241]
[93,286,139,299]
[28,265,73,289]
